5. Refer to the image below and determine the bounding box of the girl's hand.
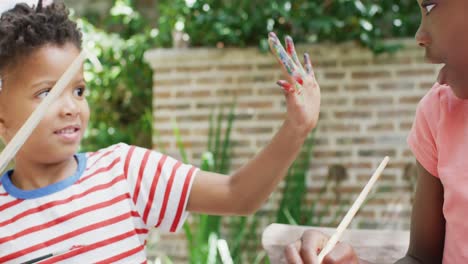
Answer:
[268,32,321,136]
[284,230,359,264]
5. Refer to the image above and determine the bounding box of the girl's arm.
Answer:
[395,161,445,264]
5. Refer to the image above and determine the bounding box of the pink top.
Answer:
[408,83,468,263]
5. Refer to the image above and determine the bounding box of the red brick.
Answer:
[396,68,435,77]
[336,137,374,145]
[377,109,415,118]
[324,71,346,80]
[176,90,211,97]
[320,123,360,132]
[376,82,414,91]
[238,101,273,109]
[352,71,391,79]
[358,149,396,157]
[373,56,412,65]
[367,123,395,132]
[399,96,423,104]
[153,91,171,99]
[354,97,393,106]
[155,78,191,86]
[216,88,253,96]
[399,122,414,131]
[342,59,369,67]
[175,66,213,73]
[335,111,372,119]
[217,64,253,71]
[196,77,234,84]
[344,84,369,92]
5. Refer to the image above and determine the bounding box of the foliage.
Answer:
[78,0,162,151]
[172,101,266,264]
[174,102,235,264]
[157,0,421,53]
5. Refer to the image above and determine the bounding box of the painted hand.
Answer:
[268,32,321,136]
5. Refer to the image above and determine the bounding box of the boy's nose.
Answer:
[415,25,431,47]
[60,96,80,117]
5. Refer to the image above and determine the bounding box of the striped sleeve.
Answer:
[119,144,198,232]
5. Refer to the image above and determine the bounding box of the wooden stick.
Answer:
[0,50,88,174]
[317,156,389,263]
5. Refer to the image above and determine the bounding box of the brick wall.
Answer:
[143,39,441,262]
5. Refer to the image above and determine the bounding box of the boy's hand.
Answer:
[268,32,321,137]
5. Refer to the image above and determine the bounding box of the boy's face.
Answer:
[415,0,468,67]
[0,43,89,164]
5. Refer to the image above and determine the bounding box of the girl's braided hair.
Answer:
[0,0,82,72]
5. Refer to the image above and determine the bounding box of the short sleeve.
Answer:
[119,143,198,232]
[407,84,441,177]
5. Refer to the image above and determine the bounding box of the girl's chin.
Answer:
[425,56,444,64]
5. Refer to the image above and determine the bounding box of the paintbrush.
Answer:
[317,156,389,263]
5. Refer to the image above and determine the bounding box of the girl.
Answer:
[286,0,468,263]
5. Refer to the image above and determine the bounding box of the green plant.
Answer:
[274,131,355,230]
[157,0,420,53]
[172,101,267,264]
[78,0,161,151]
[174,102,236,264]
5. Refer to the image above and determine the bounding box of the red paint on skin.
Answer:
[287,41,294,56]
[277,80,292,92]
[294,75,304,85]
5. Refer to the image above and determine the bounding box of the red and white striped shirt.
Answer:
[0,143,198,263]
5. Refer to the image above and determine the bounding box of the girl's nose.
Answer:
[415,25,431,47]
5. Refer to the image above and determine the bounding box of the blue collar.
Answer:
[1,153,87,199]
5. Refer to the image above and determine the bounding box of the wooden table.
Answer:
[262,223,409,264]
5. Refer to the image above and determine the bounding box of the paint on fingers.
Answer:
[304,53,313,76]
[276,80,294,93]
[286,36,306,76]
[269,38,296,76]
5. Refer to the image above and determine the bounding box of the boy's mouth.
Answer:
[54,125,81,142]
[54,126,80,134]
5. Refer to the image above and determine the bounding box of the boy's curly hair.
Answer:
[0,0,82,72]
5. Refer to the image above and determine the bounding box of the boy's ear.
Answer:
[0,104,8,141]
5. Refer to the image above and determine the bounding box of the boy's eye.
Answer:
[37,89,50,99]
[73,87,86,97]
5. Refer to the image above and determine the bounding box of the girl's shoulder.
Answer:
[418,82,456,112]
